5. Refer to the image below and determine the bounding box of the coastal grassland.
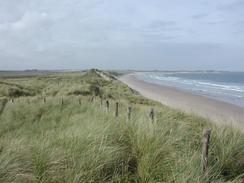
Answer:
[0,70,243,183]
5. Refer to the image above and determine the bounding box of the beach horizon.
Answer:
[120,73,244,130]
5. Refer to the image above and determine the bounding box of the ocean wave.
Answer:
[149,75,244,93]
[137,72,244,107]
[150,75,180,81]
[196,81,244,92]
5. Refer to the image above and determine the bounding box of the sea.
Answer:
[135,71,244,108]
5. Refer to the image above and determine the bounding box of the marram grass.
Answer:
[0,70,243,183]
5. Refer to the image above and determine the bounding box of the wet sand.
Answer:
[120,74,244,129]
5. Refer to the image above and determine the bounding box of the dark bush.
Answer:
[8,88,32,97]
[107,93,114,99]
[67,90,91,96]
[89,84,101,96]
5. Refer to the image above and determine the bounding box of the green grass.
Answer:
[0,70,243,183]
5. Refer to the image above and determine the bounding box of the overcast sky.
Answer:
[0,0,244,70]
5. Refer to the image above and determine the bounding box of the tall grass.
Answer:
[0,70,243,182]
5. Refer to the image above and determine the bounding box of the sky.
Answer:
[0,0,244,71]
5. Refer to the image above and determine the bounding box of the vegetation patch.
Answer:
[0,70,243,182]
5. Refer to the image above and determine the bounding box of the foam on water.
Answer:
[136,71,244,107]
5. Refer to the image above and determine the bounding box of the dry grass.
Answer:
[0,70,243,183]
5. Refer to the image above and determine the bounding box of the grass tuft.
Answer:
[0,70,243,182]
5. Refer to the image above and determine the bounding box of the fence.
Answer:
[8,96,212,172]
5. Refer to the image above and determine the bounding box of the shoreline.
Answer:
[120,74,244,129]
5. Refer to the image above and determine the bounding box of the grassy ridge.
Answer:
[0,70,243,182]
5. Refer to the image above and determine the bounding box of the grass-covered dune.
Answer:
[0,69,243,183]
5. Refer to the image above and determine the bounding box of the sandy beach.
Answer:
[120,74,244,129]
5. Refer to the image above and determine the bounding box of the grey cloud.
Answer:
[218,0,244,11]
[0,0,28,24]
[206,20,228,25]
[145,20,179,31]
[231,21,244,35]
[0,11,54,57]
[136,20,181,41]
[234,20,244,26]
[0,12,51,32]
[191,13,210,19]
[0,0,244,70]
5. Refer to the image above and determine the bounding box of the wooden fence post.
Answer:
[43,97,46,103]
[127,106,132,120]
[100,97,103,108]
[106,100,109,112]
[11,99,14,103]
[79,99,81,105]
[115,102,119,117]
[90,96,95,103]
[61,98,64,105]
[202,128,211,172]
[149,108,155,122]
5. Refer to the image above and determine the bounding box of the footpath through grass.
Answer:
[0,69,243,183]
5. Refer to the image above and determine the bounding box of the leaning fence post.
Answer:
[90,96,95,103]
[100,97,103,108]
[202,128,211,172]
[106,100,109,112]
[115,102,119,117]
[127,106,132,120]
[149,108,155,122]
